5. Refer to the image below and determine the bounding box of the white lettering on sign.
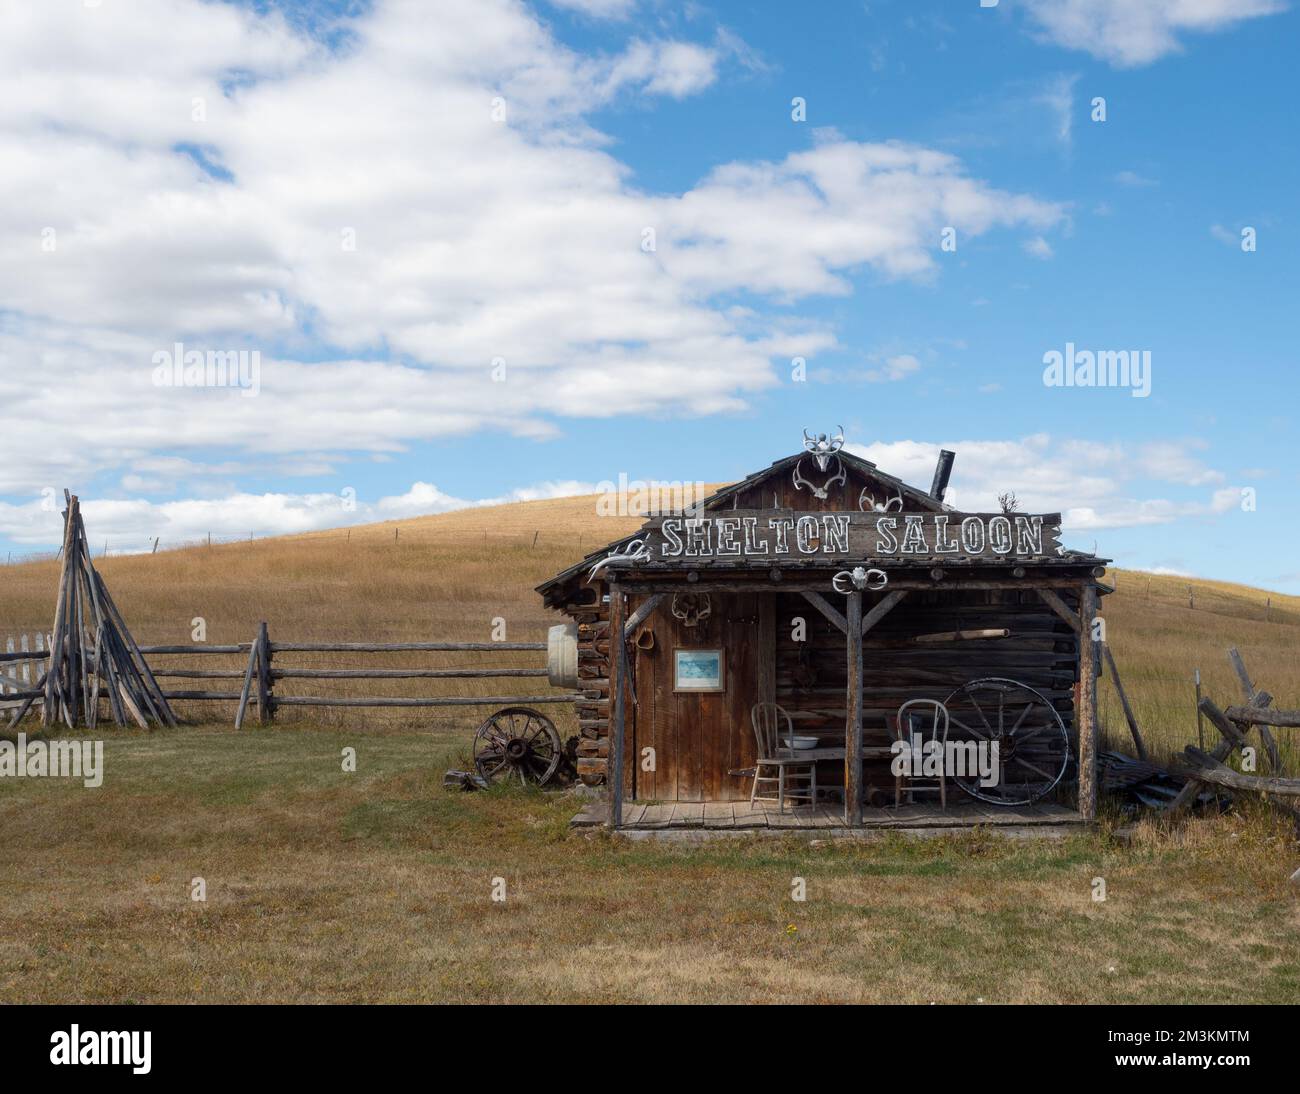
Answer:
[651,512,1057,562]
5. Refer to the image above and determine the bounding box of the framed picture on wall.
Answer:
[673,648,725,693]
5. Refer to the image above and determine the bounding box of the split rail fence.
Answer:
[5,624,575,728]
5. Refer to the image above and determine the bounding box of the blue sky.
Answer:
[1,0,1297,589]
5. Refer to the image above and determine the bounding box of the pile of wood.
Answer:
[9,492,176,731]
[1169,647,1297,814]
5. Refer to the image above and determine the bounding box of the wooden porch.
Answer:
[572,798,1083,833]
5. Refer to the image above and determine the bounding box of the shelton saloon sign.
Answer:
[643,511,1062,563]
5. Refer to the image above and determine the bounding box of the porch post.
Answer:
[1077,583,1098,822]
[845,589,863,826]
[608,578,627,830]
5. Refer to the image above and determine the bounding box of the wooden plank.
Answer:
[233,636,260,730]
[1037,588,1081,633]
[1226,647,1282,771]
[268,642,547,652]
[272,695,576,707]
[800,590,848,635]
[1102,643,1146,760]
[861,589,908,636]
[1223,706,1300,728]
[256,622,272,725]
[1168,698,1250,814]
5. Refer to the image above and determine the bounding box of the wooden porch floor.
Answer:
[572,799,1082,832]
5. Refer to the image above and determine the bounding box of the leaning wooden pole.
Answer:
[44,496,80,727]
[1077,585,1099,822]
[1101,643,1146,760]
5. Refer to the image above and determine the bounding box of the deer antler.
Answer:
[587,538,652,582]
[859,487,903,513]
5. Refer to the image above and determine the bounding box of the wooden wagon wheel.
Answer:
[942,677,1071,806]
[472,707,563,787]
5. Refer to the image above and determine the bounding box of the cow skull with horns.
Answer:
[792,426,847,500]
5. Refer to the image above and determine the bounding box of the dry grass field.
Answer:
[1,492,1298,1003]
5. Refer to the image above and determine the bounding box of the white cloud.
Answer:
[865,354,922,382]
[0,0,1062,502]
[1019,0,1286,67]
[1022,235,1054,259]
[1114,169,1159,187]
[548,0,637,18]
[0,478,600,554]
[845,434,1238,533]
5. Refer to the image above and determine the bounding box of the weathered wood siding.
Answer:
[775,587,1080,799]
[626,591,773,802]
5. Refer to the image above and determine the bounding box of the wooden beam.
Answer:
[623,593,663,639]
[1227,647,1281,771]
[860,589,908,636]
[1223,706,1300,728]
[800,590,849,635]
[256,622,273,725]
[1037,588,1080,633]
[608,580,627,830]
[1175,747,1300,796]
[845,589,863,827]
[1169,698,1250,814]
[1101,643,1146,760]
[234,636,260,730]
[1076,584,1098,821]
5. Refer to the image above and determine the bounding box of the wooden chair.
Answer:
[893,699,948,810]
[750,702,816,813]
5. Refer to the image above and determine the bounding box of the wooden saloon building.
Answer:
[539,435,1110,832]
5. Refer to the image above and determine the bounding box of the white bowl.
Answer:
[782,735,819,750]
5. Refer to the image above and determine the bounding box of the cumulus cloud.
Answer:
[846,434,1238,532]
[1018,0,1286,67]
[0,0,1064,504]
[0,478,600,555]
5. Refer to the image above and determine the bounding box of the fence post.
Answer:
[257,621,275,724]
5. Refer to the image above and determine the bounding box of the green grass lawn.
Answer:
[1,722,1297,1004]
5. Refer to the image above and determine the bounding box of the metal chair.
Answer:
[750,702,816,812]
[893,698,948,809]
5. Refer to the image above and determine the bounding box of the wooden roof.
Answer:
[537,448,1105,606]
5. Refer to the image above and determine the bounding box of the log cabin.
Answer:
[539,438,1110,832]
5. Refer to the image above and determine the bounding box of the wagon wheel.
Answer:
[472,707,563,787]
[943,678,1070,806]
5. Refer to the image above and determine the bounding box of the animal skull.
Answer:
[803,426,845,472]
[832,567,889,594]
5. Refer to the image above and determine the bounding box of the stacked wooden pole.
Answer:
[33,493,176,730]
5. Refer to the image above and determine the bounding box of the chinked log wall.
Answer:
[777,587,1079,741]
[565,592,612,780]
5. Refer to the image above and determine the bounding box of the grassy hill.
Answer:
[2,490,1297,765]
[2,492,1298,1004]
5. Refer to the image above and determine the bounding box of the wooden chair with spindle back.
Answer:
[750,702,817,813]
[893,698,948,809]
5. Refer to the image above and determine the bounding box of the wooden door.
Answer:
[629,592,773,801]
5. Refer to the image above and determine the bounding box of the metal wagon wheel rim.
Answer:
[942,677,1071,806]
[472,706,563,787]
